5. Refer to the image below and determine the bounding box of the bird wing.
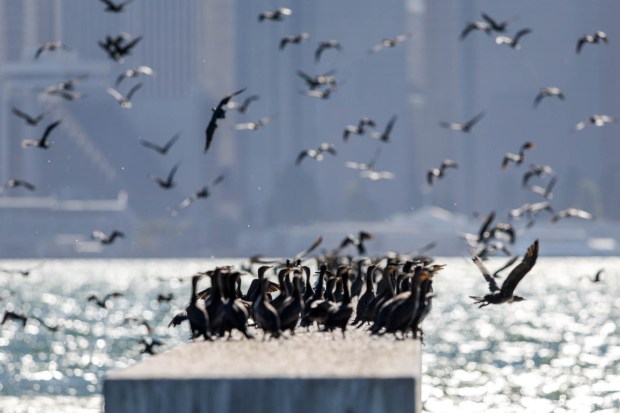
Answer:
[139,138,165,153]
[533,91,545,107]
[166,164,180,184]
[126,83,143,100]
[204,117,218,152]
[161,134,180,152]
[465,112,485,129]
[279,37,290,50]
[576,37,587,54]
[472,257,500,292]
[481,13,499,29]
[513,28,532,44]
[40,120,61,146]
[492,256,519,278]
[294,236,323,260]
[12,107,35,123]
[218,88,246,108]
[478,211,496,241]
[20,139,39,148]
[500,239,539,296]
[107,87,124,102]
[91,231,108,242]
[427,170,437,185]
[314,45,325,62]
[296,150,309,165]
[17,180,36,191]
[383,115,398,137]
[239,95,259,112]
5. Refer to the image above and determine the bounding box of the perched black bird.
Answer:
[460,21,491,40]
[139,134,180,155]
[337,231,373,255]
[573,114,616,131]
[315,40,342,62]
[100,0,134,13]
[107,83,143,109]
[280,33,310,50]
[258,7,292,22]
[205,88,246,153]
[91,230,125,245]
[495,28,532,49]
[427,159,458,185]
[551,208,593,223]
[87,292,124,308]
[173,175,225,213]
[439,112,484,133]
[534,87,565,107]
[368,34,410,54]
[21,120,61,149]
[168,274,210,340]
[115,66,155,88]
[12,107,45,126]
[470,239,539,307]
[1,179,36,193]
[576,31,608,54]
[226,95,259,113]
[502,142,535,169]
[34,41,72,59]
[371,115,398,142]
[296,143,336,165]
[150,164,180,190]
[138,337,163,355]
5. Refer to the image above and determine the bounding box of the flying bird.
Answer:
[21,120,61,149]
[495,28,532,49]
[528,175,557,199]
[343,117,375,141]
[345,148,382,171]
[297,70,337,90]
[173,175,225,213]
[551,208,593,223]
[0,179,36,193]
[138,337,164,355]
[439,112,484,133]
[46,90,85,101]
[12,107,45,126]
[522,164,556,188]
[258,7,292,22]
[576,31,608,54]
[371,115,398,142]
[337,231,373,255]
[150,164,180,189]
[205,88,246,153]
[502,142,535,169]
[534,87,565,107]
[91,230,125,245]
[34,41,72,59]
[235,116,271,131]
[279,33,310,50]
[460,21,492,40]
[427,159,458,185]
[115,66,155,88]
[296,143,336,165]
[573,114,616,131]
[226,95,259,113]
[87,292,124,308]
[470,239,539,307]
[1,311,28,328]
[368,34,410,54]
[315,40,342,62]
[359,170,396,181]
[302,87,335,100]
[481,13,512,32]
[107,83,143,108]
[99,0,134,13]
[139,134,181,155]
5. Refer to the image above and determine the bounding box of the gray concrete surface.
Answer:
[104,329,421,413]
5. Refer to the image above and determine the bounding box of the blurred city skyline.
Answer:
[0,0,619,258]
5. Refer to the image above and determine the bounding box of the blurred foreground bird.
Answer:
[337,231,373,255]
[138,337,163,355]
[460,21,491,40]
[343,117,375,141]
[21,120,61,149]
[502,142,535,169]
[495,28,532,49]
[470,239,539,307]
[87,292,124,308]
[91,230,125,245]
[427,159,458,185]
[205,88,246,153]
[107,83,142,108]
[12,107,45,126]
[576,31,608,54]
[139,134,180,155]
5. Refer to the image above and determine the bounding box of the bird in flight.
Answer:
[21,120,62,149]
[495,28,532,49]
[87,292,124,308]
[280,33,310,50]
[205,88,246,153]
[226,95,259,114]
[470,239,539,308]
[533,87,565,107]
[460,21,491,40]
[371,115,398,142]
[296,143,337,165]
[172,175,225,213]
[235,116,271,131]
[315,40,342,62]
[551,208,593,223]
[115,66,155,88]
[528,175,557,200]
[439,112,484,133]
[150,164,180,190]
[12,107,46,126]
[107,83,143,109]
[297,70,337,90]
[576,31,608,54]
[34,41,72,59]
[502,142,535,169]
[427,159,458,185]
[139,134,181,155]
[573,114,616,132]
[0,179,36,194]
[360,170,396,181]
[343,117,376,141]
[481,13,513,33]
[368,34,410,54]
[99,0,134,13]
[258,7,292,22]
[345,148,383,171]
[92,230,125,245]
[337,231,373,255]
[522,164,555,188]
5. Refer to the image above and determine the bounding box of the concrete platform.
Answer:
[104,329,421,413]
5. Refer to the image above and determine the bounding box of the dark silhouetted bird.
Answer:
[21,120,61,149]
[502,142,535,169]
[551,208,593,223]
[1,311,28,327]
[91,230,125,245]
[534,87,565,107]
[100,0,134,13]
[205,88,246,153]
[1,179,36,193]
[107,83,143,109]
[315,40,342,62]
[427,159,458,185]
[34,41,72,59]
[0,262,44,277]
[12,107,45,126]
[138,337,164,355]
[173,175,225,213]
[368,34,410,54]
[371,115,398,142]
[338,231,373,255]
[115,66,155,88]
[460,21,491,40]
[258,7,292,22]
[296,143,336,165]
[439,112,484,133]
[470,239,539,307]
[573,114,616,131]
[87,292,124,308]
[495,28,532,49]
[280,33,310,50]
[139,134,180,155]
[156,293,174,304]
[150,164,180,189]
[226,95,259,113]
[576,31,608,54]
